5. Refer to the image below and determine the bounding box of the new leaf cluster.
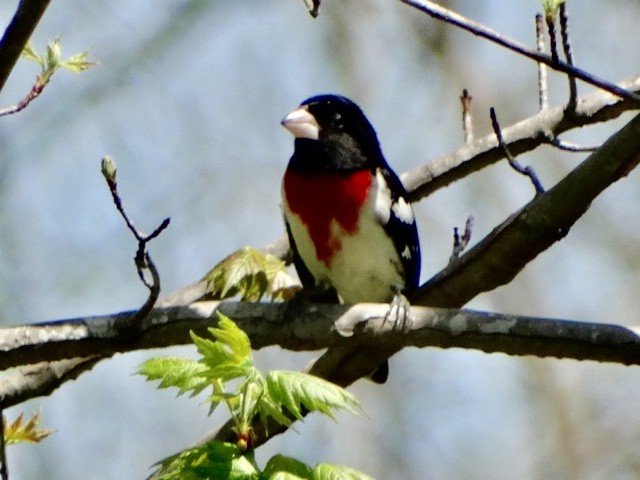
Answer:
[139,314,372,480]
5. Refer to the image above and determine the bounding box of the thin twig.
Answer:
[536,14,549,111]
[559,2,577,112]
[460,89,473,144]
[546,12,559,63]
[400,0,640,104]
[490,107,545,194]
[101,156,169,332]
[546,137,598,153]
[0,81,45,116]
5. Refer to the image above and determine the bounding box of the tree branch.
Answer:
[402,75,640,201]
[0,0,52,94]
[399,0,640,104]
[414,111,640,307]
[2,301,640,409]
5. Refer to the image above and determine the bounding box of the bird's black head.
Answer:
[282,94,385,172]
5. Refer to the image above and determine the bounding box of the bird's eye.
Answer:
[332,113,343,128]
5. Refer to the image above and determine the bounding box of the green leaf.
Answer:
[60,50,97,73]
[255,392,294,430]
[541,0,565,18]
[191,315,254,381]
[21,41,42,65]
[311,464,375,480]
[201,246,298,301]
[155,441,259,480]
[20,39,96,87]
[138,357,211,397]
[4,411,54,445]
[44,38,61,70]
[265,371,361,421]
[263,454,312,480]
[208,315,252,362]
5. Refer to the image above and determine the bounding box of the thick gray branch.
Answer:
[1,301,640,409]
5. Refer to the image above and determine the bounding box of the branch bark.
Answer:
[2,301,640,409]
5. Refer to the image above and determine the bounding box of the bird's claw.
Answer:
[384,289,412,331]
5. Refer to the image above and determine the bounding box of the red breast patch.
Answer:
[284,169,372,265]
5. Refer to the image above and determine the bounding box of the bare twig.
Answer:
[0,81,45,116]
[559,2,577,112]
[536,14,549,111]
[460,89,473,144]
[400,0,640,104]
[0,0,52,94]
[546,137,598,153]
[101,156,169,331]
[490,107,545,194]
[545,11,559,63]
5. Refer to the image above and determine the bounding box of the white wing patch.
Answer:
[373,170,392,224]
[392,197,415,224]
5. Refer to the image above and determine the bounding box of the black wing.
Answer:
[377,165,421,293]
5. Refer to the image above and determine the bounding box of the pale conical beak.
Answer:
[281,106,320,140]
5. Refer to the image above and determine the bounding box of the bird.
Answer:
[280,94,421,383]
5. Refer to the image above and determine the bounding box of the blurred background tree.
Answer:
[1,0,640,478]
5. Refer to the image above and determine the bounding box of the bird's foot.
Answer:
[384,287,412,331]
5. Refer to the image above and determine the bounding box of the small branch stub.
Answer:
[535,13,549,111]
[460,89,473,144]
[450,216,474,263]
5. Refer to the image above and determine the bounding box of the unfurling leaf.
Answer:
[265,371,361,421]
[202,246,298,302]
[4,411,54,445]
[60,50,97,73]
[138,357,210,397]
[21,38,96,87]
[541,0,565,19]
[21,41,42,65]
[191,314,254,382]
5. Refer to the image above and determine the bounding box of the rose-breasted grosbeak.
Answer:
[280,94,421,382]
